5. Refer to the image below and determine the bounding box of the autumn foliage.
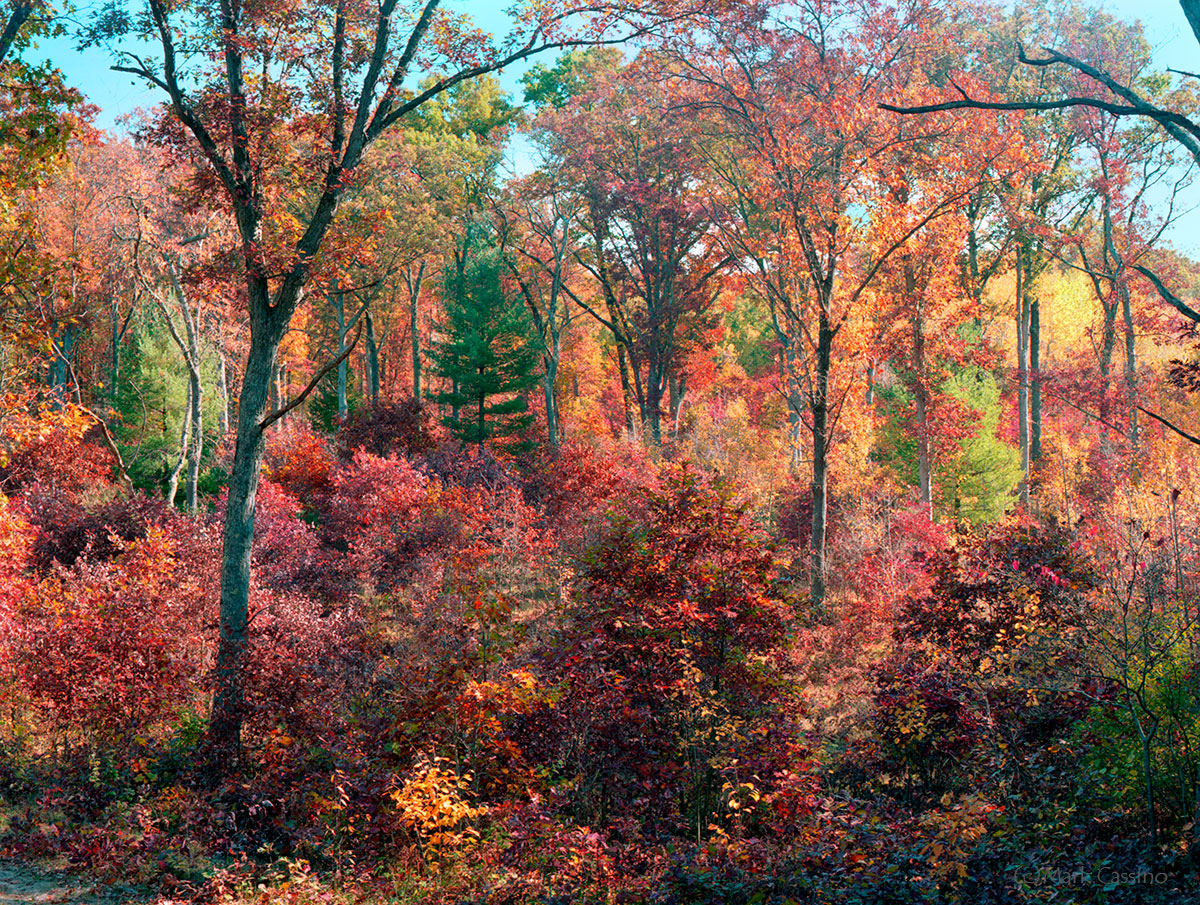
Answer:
[4,0,1200,903]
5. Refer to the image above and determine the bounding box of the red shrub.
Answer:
[522,465,795,836]
[13,527,212,748]
[25,493,177,571]
[0,403,117,501]
[0,494,33,682]
[322,450,430,592]
[335,399,437,460]
[243,588,367,747]
[894,520,1092,666]
[528,435,656,552]
[215,480,322,593]
[264,424,337,509]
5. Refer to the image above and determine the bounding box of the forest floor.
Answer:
[0,861,152,905]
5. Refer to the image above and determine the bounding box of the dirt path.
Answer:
[0,861,141,905]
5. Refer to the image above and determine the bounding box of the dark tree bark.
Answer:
[331,283,348,421]
[0,1,36,66]
[809,313,833,609]
[365,308,381,406]
[116,0,719,763]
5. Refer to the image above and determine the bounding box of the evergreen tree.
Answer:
[940,368,1022,524]
[873,366,1020,525]
[430,240,540,450]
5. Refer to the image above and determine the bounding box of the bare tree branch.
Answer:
[1133,265,1200,323]
[1138,404,1200,447]
[259,324,362,430]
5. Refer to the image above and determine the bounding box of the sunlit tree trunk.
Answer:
[1121,277,1139,447]
[184,313,204,514]
[616,344,638,443]
[669,373,686,442]
[166,390,191,508]
[217,352,230,441]
[1030,293,1042,465]
[406,262,425,403]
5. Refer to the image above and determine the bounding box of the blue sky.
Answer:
[32,3,534,132]
[29,1,1192,132]
[24,0,1200,252]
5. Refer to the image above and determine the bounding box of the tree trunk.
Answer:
[915,386,933,518]
[1135,712,1159,851]
[544,339,560,449]
[1030,293,1042,466]
[669,373,687,442]
[616,344,638,443]
[411,290,421,402]
[1097,284,1119,453]
[180,355,202,514]
[217,352,230,441]
[366,309,381,406]
[1016,253,1030,507]
[645,361,664,448]
[186,368,203,513]
[166,389,191,508]
[183,297,204,515]
[154,267,205,513]
[1121,278,1139,447]
[209,302,286,762]
[110,301,122,402]
[49,325,78,403]
[477,364,486,442]
[780,337,804,473]
[332,284,349,422]
[408,262,425,403]
[908,265,933,518]
[810,311,834,609]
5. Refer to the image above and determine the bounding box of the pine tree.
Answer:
[430,240,540,450]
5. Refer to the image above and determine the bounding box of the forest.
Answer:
[2,0,1200,902]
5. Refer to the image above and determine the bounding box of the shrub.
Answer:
[12,527,211,754]
[524,465,797,837]
[25,493,176,572]
[321,449,430,594]
[264,423,337,511]
[0,402,117,501]
[335,398,436,461]
[871,656,982,802]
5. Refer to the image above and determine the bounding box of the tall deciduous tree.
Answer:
[1058,18,1194,453]
[94,0,723,761]
[533,56,728,447]
[882,0,1200,332]
[671,0,1023,605]
[495,170,585,450]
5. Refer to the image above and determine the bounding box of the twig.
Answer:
[259,324,363,430]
